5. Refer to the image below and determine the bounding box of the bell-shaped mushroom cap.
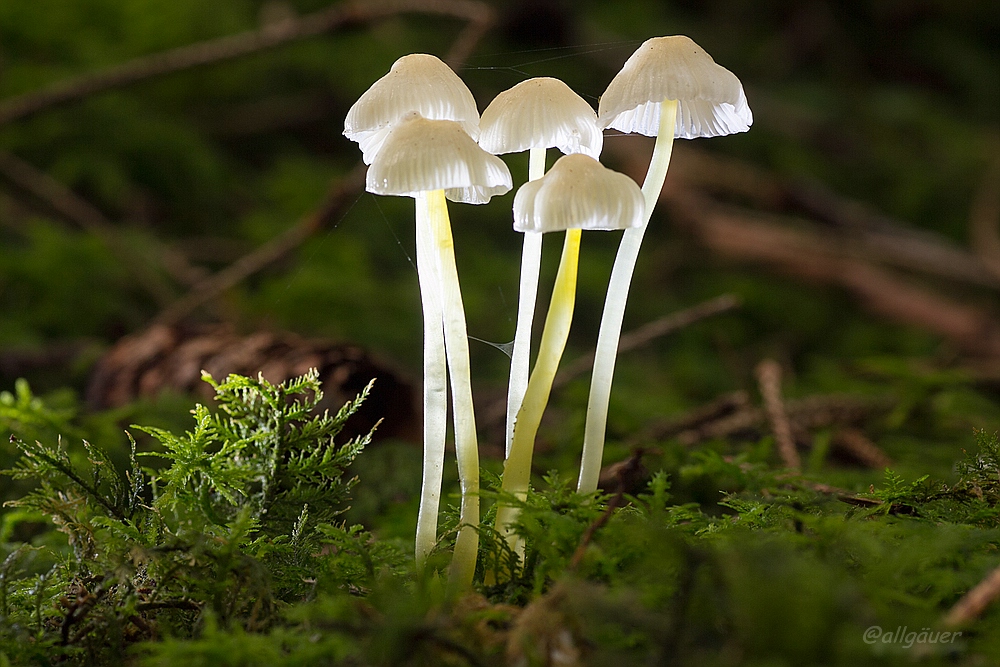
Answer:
[513,154,643,233]
[479,77,603,158]
[367,114,512,204]
[598,36,752,139]
[344,53,481,164]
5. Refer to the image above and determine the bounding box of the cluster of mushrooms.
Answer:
[343,36,752,590]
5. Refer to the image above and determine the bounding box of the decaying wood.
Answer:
[86,324,418,442]
[603,138,1000,360]
[755,359,801,470]
[0,0,495,127]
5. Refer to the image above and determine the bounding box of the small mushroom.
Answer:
[478,77,603,459]
[578,36,752,494]
[344,53,480,165]
[494,153,643,560]
[344,53,486,579]
[367,113,512,588]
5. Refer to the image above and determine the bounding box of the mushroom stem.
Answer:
[577,99,677,494]
[496,227,582,558]
[505,146,547,457]
[414,192,447,571]
[425,188,480,591]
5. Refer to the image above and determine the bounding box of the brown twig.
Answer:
[755,359,801,470]
[664,188,1000,359]
[663,141,999,290]
[832,427,892,469]
[553,293,741,390]
[0,0,495,127]
[943,563,1000,628]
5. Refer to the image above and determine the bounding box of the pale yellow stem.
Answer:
[496,228,581,560]
[426,189,480,591]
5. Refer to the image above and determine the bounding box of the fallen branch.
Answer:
[943,563,1000,628]
[149,1,493,325]
[665,188,1000,359]
[755,359,800,470]
[832,428,892,469]
[0,0,495,127]
[663,142,999,290]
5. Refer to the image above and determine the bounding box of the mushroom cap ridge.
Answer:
[367,114,512,204]
[479,77,603,158]
[345,53,481,164]
[513,154,643,233]
[598,36,752,139]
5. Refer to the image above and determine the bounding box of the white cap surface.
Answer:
[366,114,512,204]
[598,36,752,139]
[479,78,603,158]
[344,54,481,164]
[513,154,643,233]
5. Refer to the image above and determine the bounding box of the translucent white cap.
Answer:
[366,114,512,204]
[598,36,752,139]
[513,154,643,233]
[344,54,481,164]
[479,77,603,158]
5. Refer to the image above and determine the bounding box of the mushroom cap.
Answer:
[598,36,752,139]
[478,77,603,158]
[344,53,481,164]
[366,114,512,204]
[513,154,644,233]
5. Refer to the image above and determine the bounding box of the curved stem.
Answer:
[414,193,447,571]
[577,99,677,494]
[505,147,547,457]
[426,189,480,591]
[496,228,581,556]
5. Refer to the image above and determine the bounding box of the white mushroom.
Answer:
[344,53,480,165]
[579,36,752,494]
[478,77,602,460]
[344,52,486,580]
[367,113,512,589]
[494,154,643,563]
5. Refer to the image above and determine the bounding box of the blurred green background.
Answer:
[0,0,997,505]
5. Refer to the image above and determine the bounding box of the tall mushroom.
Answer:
[367,113,511,589]
[344,54,484,574]
[577,36,752,494]
[494,153,643,561]
[478,77,603,459]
